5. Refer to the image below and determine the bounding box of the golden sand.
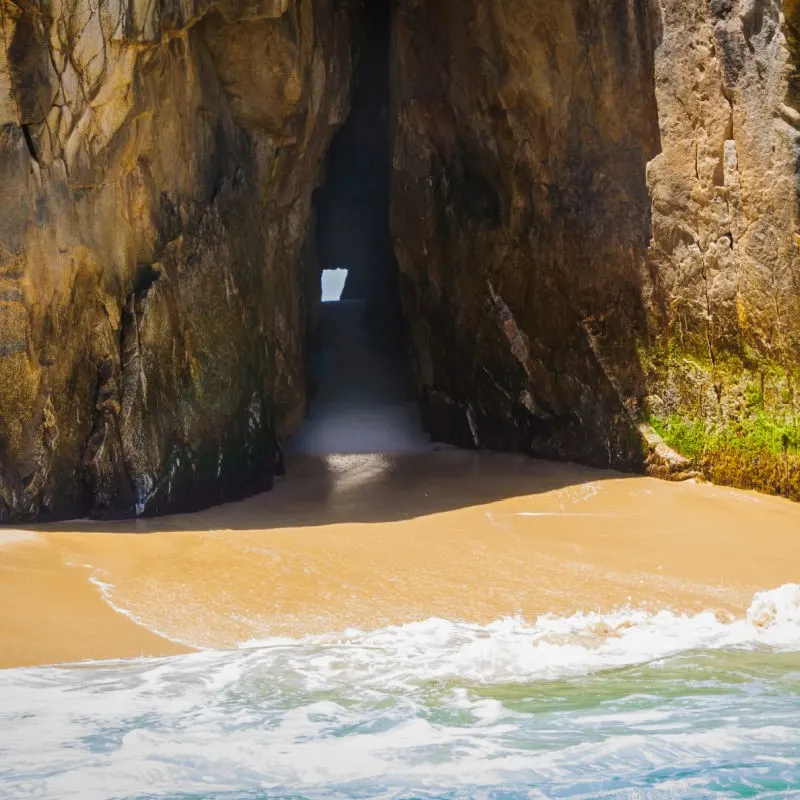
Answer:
[2,451,799,669]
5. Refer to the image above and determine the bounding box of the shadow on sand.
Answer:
[33,302,633,535]
[36,449,632,534]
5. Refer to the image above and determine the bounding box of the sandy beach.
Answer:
[2,450,799,669]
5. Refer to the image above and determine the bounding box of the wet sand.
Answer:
[2,450,799,669]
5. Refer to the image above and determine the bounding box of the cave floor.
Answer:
[288,299,435,454]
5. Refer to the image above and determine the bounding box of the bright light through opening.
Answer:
[321,268,349,302]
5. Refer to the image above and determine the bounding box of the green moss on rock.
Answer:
[649,414,708,461]
[641,338,800,500]
[651,409,800,461]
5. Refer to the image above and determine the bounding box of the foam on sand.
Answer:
[238,583,800,685]
[0,585,798,800]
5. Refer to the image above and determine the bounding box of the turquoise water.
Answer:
[1,591,799,799]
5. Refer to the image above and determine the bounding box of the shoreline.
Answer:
[2,451,799,670]
[0,530,190,668]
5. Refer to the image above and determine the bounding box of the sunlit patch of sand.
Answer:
[0,529,41,548]
[0,536,188,668]
[2,450,799,668]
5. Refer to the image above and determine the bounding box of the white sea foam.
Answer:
[0,585,798,799]
[233,582,800,685]
[87,574,203,651]
[89,574,800,683]
[747,582,800,629]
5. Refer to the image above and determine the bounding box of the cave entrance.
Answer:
[288,0,429,455]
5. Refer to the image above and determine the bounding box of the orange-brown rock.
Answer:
[391,0,800,495]
[0,0,356,520]
[3,0,800,521]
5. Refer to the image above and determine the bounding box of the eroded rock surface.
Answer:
[3,0,800,521]
[642,0,800,494]
[391,0,800,495]
[391,0,663,467]
[0,0,355,520]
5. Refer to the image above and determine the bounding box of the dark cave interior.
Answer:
[312,0,403,348]
[291,0,431,455]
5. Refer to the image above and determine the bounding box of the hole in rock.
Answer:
[289,0,432,456]
[321,268,349,303]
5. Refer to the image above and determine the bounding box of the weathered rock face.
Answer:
[0,0,355,520]
[641,0,800,495]
[391,0,800,495]
[391,0,663,467]
[3,0,800,521]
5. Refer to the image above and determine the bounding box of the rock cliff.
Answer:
[392,0,800,497]
[391,0,662,469]
[642,0,800,495]
[0,0,356,519]
[2,0,800,521]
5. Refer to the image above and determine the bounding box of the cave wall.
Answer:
[391,0,664,467]
[3,0,800,521]
[391,0,800,495]
[0,0,356,520]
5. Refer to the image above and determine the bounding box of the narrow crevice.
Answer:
[132,263,162,298]
[20,123,40,166]
[291,0,429,456]
[312,0,401,348]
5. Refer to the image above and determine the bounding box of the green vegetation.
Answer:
[649,414,707,460]
[650,410,800,461]
[637,336,800,500]
[650,409,800,501]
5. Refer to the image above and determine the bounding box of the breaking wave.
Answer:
[1,585,798,799]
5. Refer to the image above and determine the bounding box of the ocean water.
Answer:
[1,585,799,800]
